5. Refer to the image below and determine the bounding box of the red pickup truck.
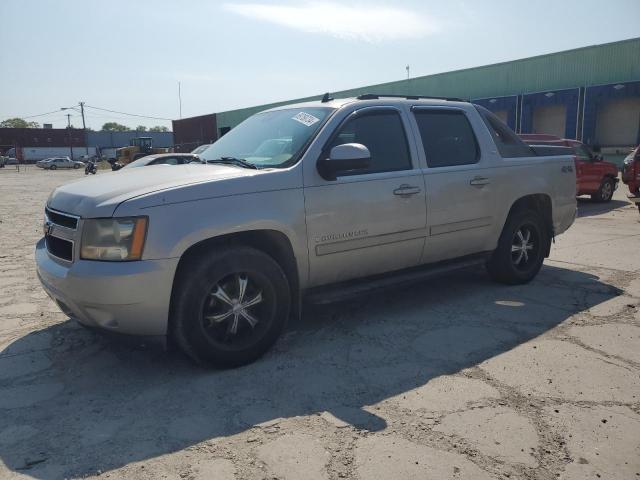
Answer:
[520,134,619,202]
[622,145,640,212]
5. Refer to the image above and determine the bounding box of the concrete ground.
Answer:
[0,167,639,480]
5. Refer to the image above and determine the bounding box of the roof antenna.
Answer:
[321,92,333,103]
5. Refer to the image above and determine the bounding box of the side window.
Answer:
[326,110,411,174]
[474,105,532,158]
[413,109,479,168]
[573,144,591,161]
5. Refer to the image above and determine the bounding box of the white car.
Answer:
[36,157,85,170]
[122,153,203,169]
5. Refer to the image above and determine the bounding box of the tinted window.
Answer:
[474,105,532,158]
[573,144,592,161]
[413,110,479,167]
[326,110,411,174]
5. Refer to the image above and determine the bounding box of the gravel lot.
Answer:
[0,168,639,480]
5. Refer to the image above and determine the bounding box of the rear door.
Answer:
[303,106,427,286]
[410,107,497,263]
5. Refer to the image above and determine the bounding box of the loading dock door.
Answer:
[595,97,640,147]
[532,105,567,137]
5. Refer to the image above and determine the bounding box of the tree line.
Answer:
[0,118,168,132]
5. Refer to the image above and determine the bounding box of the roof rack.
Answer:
[356,93,468,102]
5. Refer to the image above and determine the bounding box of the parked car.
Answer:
[122,153,203,169]
[36,157,84,170]
[0,156,18,167]
[622,145,640,213]
[190,144,211,155]
[36,95,576,367]
[519,134,619,202]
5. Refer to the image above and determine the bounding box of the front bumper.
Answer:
[36,238,179,336]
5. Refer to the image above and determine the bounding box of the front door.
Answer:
[303,107,427,287]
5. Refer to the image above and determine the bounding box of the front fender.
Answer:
[121,189,310,287]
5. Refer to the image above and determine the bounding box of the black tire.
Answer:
[74,163,80,169]
[49,164,57,170]
[592,177,614,202]
[172,246,290,367]
[486,210,548,285]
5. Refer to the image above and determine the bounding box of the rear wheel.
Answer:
[592,178,614,202]
[74,163,80,169]
[486,210,547,285]
[172,246,290,367]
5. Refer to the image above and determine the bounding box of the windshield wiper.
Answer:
[206,157,258,169]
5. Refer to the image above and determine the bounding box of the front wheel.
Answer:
[486,210,548,285]
[49,164,57,170]
[592,178,614,202]
[74,163,80,169]
[172,246,291,367]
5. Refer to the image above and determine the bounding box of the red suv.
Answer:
[520,134,619,202]
[622,145,640,212]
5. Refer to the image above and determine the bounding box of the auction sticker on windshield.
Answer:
[292,112,320,127]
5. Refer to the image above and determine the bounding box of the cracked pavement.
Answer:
[0,168,639,479]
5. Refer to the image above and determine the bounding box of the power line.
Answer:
[19,109,63,119]
[85,105,173,121]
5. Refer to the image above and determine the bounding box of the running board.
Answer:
[304,254,489,305]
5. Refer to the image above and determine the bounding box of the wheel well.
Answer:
[168,230,300,338]
[506,194,553,256]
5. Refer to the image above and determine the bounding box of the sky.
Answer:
[0,0,639,130]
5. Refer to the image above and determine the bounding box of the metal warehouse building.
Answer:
[174,37,640,159]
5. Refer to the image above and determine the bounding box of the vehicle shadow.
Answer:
[576,197,630,218]
[0,264,620,479]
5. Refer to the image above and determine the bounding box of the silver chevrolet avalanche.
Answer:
[36,95,577,367]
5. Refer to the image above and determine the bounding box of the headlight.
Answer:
[81,217,148,261]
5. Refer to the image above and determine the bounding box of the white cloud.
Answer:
[222,2,440,42]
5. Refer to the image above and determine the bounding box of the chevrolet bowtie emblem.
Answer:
[43,220,54,236]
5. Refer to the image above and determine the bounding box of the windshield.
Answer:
[200,107,333,168]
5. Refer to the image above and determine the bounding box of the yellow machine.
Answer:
[116,137,170,165]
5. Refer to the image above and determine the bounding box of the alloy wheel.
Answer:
[511,226,537,270]
[201,272,271,348]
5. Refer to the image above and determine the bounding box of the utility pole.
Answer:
[66,114,74,160]
[178,81,182,119]
[406,65,410,80]
[79,101,89,156]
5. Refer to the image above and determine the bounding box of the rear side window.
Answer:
[413,109,479,167]
[326,110,411,174]
[474,105,532,158]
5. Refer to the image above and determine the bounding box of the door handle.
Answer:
[469,176,490,186]
[393,184,421,196]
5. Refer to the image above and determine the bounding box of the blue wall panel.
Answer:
[582,80,640,146]
[521,88,580,139]
[473,96,518,130]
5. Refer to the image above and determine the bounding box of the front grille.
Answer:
[45,207,78,230]
[46,235,73,261]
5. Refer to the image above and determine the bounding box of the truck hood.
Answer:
[47,164,259,217]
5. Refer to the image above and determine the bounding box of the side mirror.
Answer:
[317,143,371,180]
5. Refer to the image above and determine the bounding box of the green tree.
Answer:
[101,122,130,132]
[0,118,40,128]
[149,125,169,132]
[135,125,148,132]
